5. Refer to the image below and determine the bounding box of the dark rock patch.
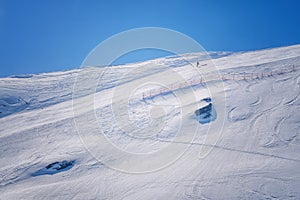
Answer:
[32,160,75,176]
[195,103,217,124]
[201,97,212,103]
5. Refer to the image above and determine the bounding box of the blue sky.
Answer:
[1,0,300,77]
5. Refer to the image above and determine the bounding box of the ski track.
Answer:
[1,45,300,199]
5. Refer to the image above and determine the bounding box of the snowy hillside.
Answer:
[0,45,300,199]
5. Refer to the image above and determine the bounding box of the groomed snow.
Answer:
[0,45,299,199]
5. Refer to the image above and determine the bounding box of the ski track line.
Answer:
[249,96,262,107]
[128,136,300,163]
[249,98,283,132]
[274,117,286,134]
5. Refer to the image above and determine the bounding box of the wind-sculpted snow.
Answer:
[0,94,29,118]
[0,45,300,199]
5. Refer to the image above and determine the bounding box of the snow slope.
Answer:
[0,45,300,199]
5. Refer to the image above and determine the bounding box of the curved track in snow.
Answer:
[0,45,300,199]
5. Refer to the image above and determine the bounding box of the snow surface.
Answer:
[0,45,300,199]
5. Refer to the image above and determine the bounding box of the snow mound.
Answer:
[8,74,34,78]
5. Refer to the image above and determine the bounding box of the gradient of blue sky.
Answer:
[0,0,300,77]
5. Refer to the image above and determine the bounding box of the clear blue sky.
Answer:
[1,0,300,77]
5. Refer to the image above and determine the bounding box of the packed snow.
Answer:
[0,45,300,199]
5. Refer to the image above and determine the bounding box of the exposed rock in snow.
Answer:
[0,45,300,199]
[195,102,217,124]
[31,160,75,176]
